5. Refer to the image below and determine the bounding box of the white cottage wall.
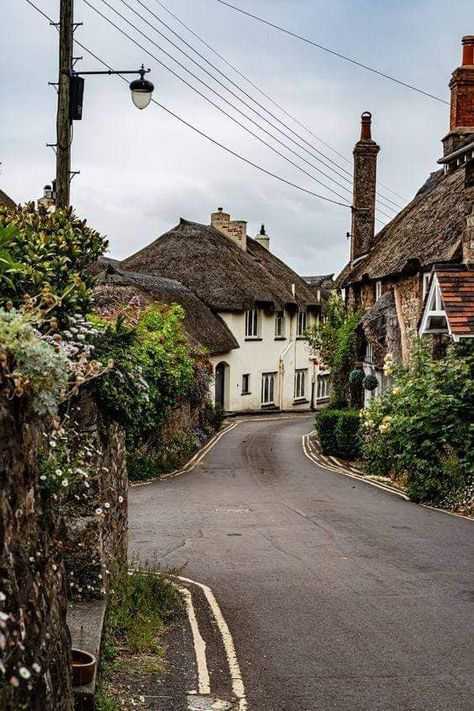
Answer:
[210,310,316,412]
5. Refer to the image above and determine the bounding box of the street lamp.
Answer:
[130,66,155,110]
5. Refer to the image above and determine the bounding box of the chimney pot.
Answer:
[462,35,474,66]
[360,111,372,140]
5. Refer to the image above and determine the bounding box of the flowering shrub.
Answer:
[0,203,107,322]
[361,341,474,512]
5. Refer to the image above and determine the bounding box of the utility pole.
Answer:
[56,0,74,210]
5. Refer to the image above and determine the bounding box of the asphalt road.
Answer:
[129,416,474,711]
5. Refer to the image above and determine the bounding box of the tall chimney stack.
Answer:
[350,112,380,263]
[443,35,474,156]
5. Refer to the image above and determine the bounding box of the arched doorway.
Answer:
[215,362,229,410]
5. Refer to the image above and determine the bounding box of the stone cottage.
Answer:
[101,209,330,413]
[336,35,474,400]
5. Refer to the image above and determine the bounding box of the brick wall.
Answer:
[211,208,247,250]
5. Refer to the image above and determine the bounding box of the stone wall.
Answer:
[0,398,72,711]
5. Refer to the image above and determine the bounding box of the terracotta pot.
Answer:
[72,648,96,687]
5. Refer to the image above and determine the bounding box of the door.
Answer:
[215,362,226,410]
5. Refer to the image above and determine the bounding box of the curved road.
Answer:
[129,416,474,711]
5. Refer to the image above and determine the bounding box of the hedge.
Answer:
[315,408,361,459]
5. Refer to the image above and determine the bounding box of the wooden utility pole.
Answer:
[55,0,74,210]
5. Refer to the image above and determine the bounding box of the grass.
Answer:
[95,564,184,711]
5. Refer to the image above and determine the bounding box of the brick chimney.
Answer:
[211,207,247,250]
[442,35,474,156]
[255,224,270,251]
[350,112,380,263]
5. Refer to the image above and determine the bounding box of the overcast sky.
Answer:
[1,0,471,276]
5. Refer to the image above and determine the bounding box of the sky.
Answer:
[1,0,472,276]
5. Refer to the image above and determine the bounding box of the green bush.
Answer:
[316,408,361,459]
[349,369,364,384]
[361,340,474,511]
[0,203,107,322]
[363,373,378,391]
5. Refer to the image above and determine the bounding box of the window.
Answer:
[375,280,382,301]
[422,272,431,299]
[294,369,307,400]
[241,374,250,395]
[297,310,307,337]
[317,374,330,400]
[274,311,285,338]
[423,280,448,332]
[261,372,276,405]
[245,309,260,338]
[365,342,374,363]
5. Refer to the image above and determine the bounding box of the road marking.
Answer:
[303,433,473,521]
[179,576,248,711]
[179,586,211,696]
[132,414,310,488]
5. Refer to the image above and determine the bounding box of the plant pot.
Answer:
[72,648,96,687]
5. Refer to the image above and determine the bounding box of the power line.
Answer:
[85,0,359,207]
[23,0,354,210]
[214,0,449,106]
[121,0,399,214]
[153,0,407,206]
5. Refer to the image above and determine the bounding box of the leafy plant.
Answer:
[307,294,362,406]
[361,340,474,511]
[315,408,361,459]
[363,373,378,391]
[349,369,364,384]
[0,203,107,322]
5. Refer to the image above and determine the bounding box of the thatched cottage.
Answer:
[336,35,474,401]
[99,210,330,413]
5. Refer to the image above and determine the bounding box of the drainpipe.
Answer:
[278,312,295,410]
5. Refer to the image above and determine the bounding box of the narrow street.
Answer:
[129,416,474,711]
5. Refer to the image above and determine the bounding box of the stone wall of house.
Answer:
[0,398,72,711]
[63,392,128,600]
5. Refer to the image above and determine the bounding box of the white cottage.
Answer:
[116,208,330,413]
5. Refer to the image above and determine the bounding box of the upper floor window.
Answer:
[274,311,285,338]
[375,280,382,301]
[294,369,307,400]
[297,310,307,337]
[245,309,260,338]
[365,342,374,363]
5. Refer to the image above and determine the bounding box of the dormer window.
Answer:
[245,308,260,339]
[275,311,285,338]
[297,310,307,337]
[375,280,382,301]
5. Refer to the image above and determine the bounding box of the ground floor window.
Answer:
[294,369,307,399]
[261,372,277,405]
[317,374,330,400]
[242,373,250,395]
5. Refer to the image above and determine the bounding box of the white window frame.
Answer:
[261,372,277,405]
[245,308,260,338]
[294,369,307,400]
[317,374,330,401]
[419,274,450,336]
[422,272,431,299]
[365,342,374,363]
[274,311,285,338]
[297,310,307,337]
[241,373,250,395]
[375,280,382,301]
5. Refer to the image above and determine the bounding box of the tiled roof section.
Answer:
[436,267,474,336]
[336,167,466,287]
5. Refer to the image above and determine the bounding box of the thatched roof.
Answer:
[337,167,467,287]
[122,219,319,312]
[302,274,335,290]
[94,263,238,355]
[0,190,16,209]
[360,290,402,367]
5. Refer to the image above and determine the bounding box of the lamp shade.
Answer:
[129,77,154,110]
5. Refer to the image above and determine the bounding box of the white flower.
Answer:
[32,663,41,674]
[0,612,9,621]
[55,469,62,476]
[52,565,57,572]
[0,592,5,602]
[118,496,124,504]
[62,479,68,488]
[95,508,103,515]
[49,441,57,448]
[29,557,35,563]
[104,503,110,509]
[19,667,31,679]
[40,475,47,481]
